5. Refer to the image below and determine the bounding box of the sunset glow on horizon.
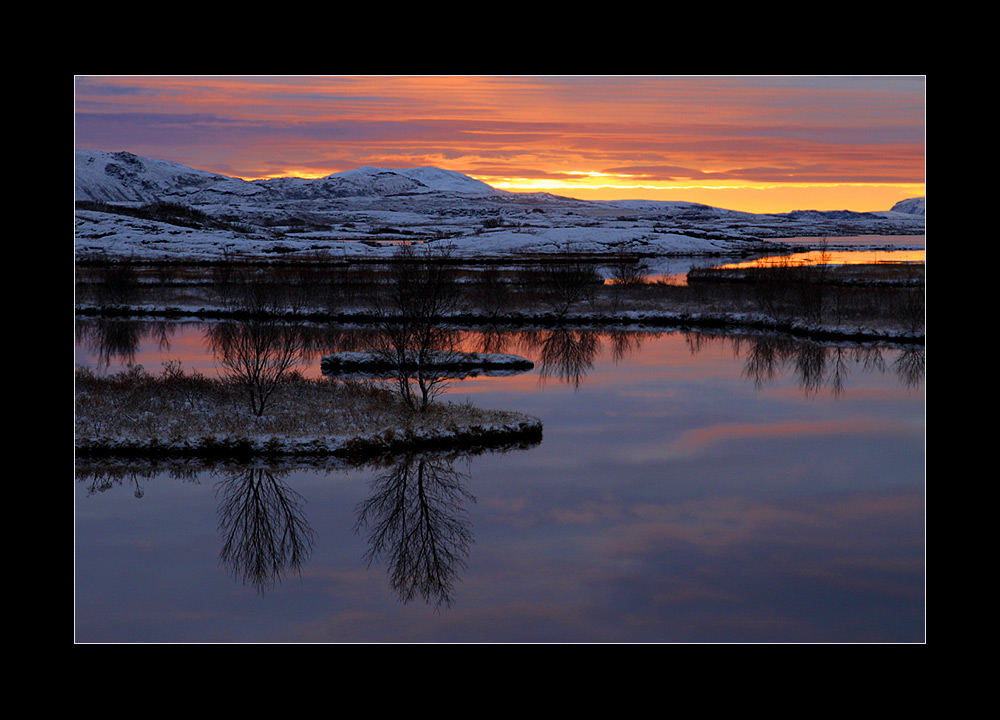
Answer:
[74,75,925,215]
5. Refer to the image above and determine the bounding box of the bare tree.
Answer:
[607,249,651,311]
[368,244,465,411]
[209,318,305,416]
[518,258,602,315]
[471,265,513,317]
[90,253,141,306]
[608,250,650,286]
[206,265,310,416]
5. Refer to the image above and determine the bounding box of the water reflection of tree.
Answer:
[77,464,183,499]
[893,346,925,389]
[606,327,658,363]
[78,462,317,597]
[215,466,315,596]
[514,327,654,389]
[724,333,925,396]
[473,324,512,356]
[354,453,474,609]
[793,341,829,396]
[535,328,599,389]
[79,440,540,605]
[75,318,178,370]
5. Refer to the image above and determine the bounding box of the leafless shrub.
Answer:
[608,251,650,286]
[516,259,603,315]
[471,265,513,317]
[208,319,307,416]
[91,255,141,306]
[368,244,466,411]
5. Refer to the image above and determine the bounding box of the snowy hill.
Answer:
[327,166,500,195]
[75,151,242,204]
[74,151,501,204]
[891,197,925,216]
[74,150,925,262]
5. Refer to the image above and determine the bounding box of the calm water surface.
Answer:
[75,319,925,643]
[628,235,924,284]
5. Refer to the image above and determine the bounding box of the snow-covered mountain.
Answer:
[75,151,240,204]
[891,197,925,216]
[74,150,925,262]
[330,165,499,195]
[74,151,500,204]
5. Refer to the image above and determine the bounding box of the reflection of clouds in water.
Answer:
[550,499,627,526]
[449,488,923,642]
[592,489,924,641]
[602,415,923,466]
[77,320,924,406]
[610,496,839,550]
[666,417,903,459]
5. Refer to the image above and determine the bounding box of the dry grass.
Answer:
[75,362,538,455]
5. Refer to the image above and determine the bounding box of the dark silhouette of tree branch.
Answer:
[368,244,465,411]
[216,467,315,595]
[355,453,474,608]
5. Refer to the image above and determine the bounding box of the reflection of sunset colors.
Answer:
[74,75,925,214]
[718,249,926,269]
[667,418,902,459]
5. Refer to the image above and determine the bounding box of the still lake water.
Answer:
[621,235,924,285]
[75,322,925,643]
[75,238,925,643]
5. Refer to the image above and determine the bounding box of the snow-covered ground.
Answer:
[75,150,925,262]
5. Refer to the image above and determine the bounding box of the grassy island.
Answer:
[75,364,542,460]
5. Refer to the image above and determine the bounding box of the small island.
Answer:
[321,350,534,375]
[74,364,543,461]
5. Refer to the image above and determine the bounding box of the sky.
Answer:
[74,75,925,214]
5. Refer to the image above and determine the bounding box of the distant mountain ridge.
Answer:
[74,150,925,262]
[75,150,924,215]
[74,150,501,204]
[75,151,232,203]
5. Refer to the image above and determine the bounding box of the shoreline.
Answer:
[74,303,925,344]
[75,415,544,461]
